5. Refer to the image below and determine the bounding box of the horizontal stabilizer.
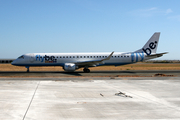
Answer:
[146,52,168,57]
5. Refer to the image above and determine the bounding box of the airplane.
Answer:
[11,32,168,73]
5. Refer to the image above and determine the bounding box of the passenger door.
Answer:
[29,54,35,63]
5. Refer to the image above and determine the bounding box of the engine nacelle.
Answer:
[63,63,76,72]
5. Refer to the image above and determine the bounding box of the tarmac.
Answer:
[0,70,180,77]
[0,77,180,120]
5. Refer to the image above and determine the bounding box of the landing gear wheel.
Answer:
[26,66,30,73]
[83,68,90,73]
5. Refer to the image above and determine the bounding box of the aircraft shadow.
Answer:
[0,70,178,77]
[0,71,83,76]
[0,70,136,75]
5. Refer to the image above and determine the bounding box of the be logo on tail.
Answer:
[132,32,160,62]
[142,41,158,55]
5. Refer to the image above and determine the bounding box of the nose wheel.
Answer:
[83,68,90,73]
[26,66,29,73]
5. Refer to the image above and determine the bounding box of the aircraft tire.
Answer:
[27,68,29,73]
[83,68,90,73]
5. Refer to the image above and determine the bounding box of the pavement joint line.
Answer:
[22,81,40,120]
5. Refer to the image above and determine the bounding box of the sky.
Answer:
[0,0,180,60]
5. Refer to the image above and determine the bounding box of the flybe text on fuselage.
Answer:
[35,55,57,63]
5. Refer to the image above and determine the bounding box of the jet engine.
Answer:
[63,63,76,72]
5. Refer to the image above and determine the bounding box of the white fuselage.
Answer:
[12,52,149,67]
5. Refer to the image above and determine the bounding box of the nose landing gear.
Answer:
[26,66,29,72]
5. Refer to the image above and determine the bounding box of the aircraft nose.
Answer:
[11,60,17,65]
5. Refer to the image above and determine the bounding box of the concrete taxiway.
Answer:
[0,77,180,120]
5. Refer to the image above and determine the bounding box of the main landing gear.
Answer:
[83,68,90,73]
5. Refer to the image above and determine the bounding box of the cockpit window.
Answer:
[18,55,24,59]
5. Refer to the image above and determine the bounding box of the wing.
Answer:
[75,51,114,67]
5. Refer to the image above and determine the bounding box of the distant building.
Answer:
[0,59,15,64]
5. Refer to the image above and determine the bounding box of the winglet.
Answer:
[103,51,114,61]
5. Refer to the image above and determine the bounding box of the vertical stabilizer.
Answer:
[134,32,160,55]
